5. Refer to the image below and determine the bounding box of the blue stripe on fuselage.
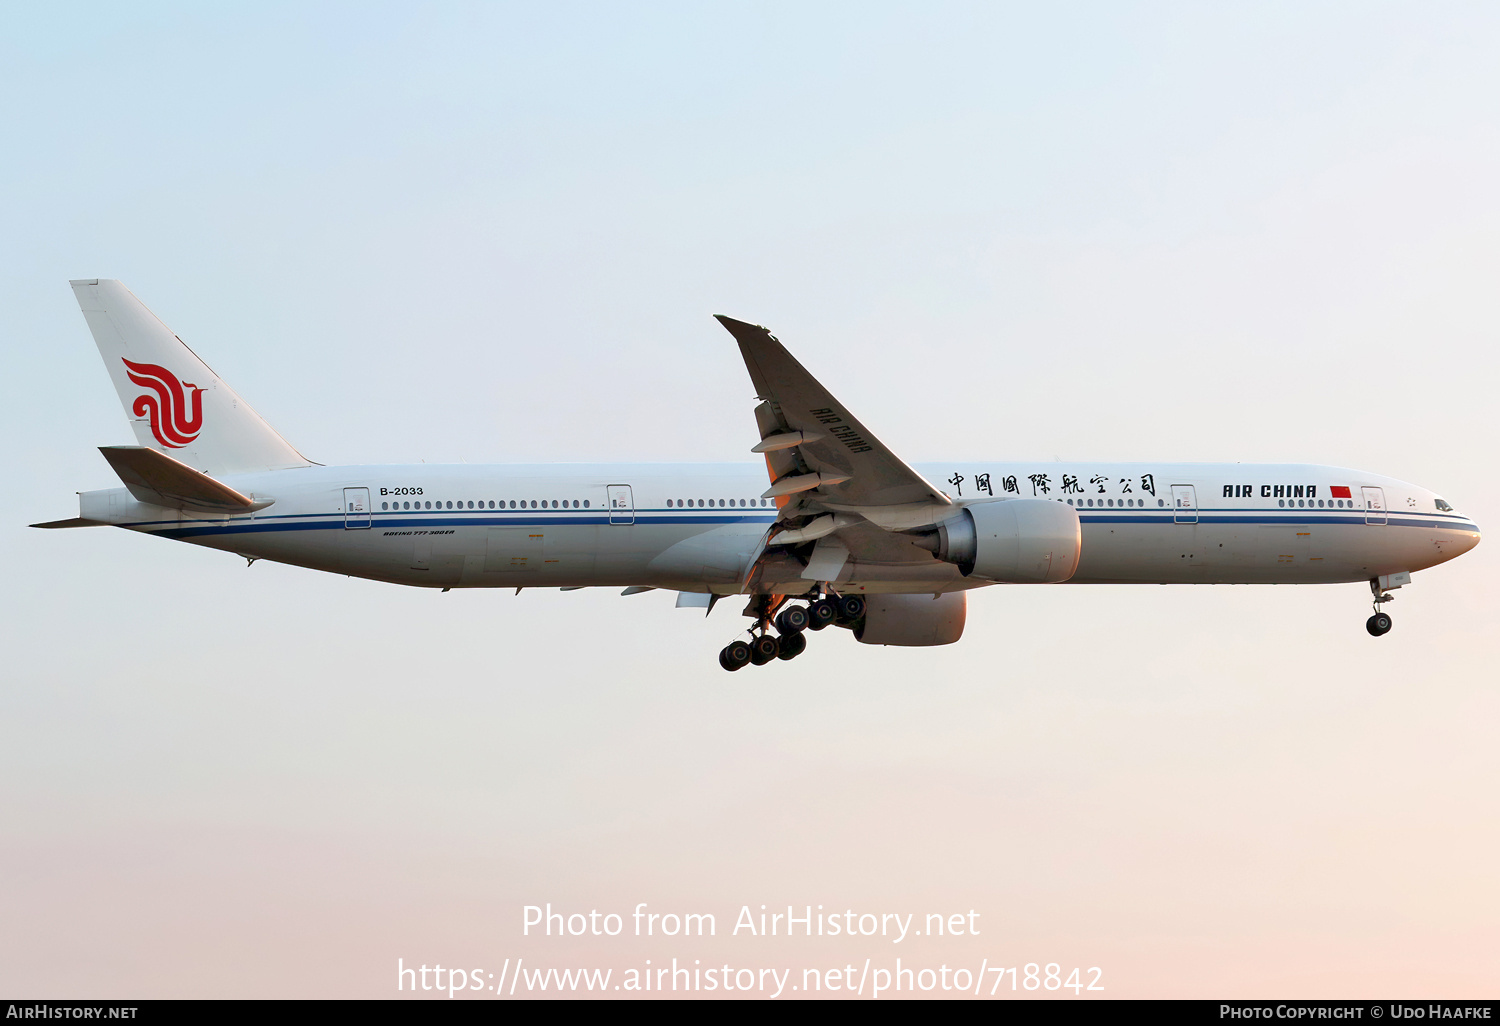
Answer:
[133,507,1479,541]
[148,513,777,539]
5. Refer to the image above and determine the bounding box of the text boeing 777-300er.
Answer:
[36,280,1481,670]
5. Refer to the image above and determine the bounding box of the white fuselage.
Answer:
[77,460,1481,595]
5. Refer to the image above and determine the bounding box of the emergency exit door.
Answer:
[606,484,634,525]
[1363,486,1387,525]
[343,487,370,529]
[1170,484,1197,524]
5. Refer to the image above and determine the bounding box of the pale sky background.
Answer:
[2,1,1497,999]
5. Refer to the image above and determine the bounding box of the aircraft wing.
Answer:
[715,315,951,513]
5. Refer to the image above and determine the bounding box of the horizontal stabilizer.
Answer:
[98,445,274,515]
[30,517,107,529]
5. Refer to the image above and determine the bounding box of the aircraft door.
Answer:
[607,484,634,525]
[343,487,371,529]
[1170,484,1197,524]
[1362,486,1387,525]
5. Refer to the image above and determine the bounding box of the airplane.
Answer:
[34,280,1481,671]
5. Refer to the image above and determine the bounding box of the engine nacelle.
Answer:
[917,498,1081,583]
[855,592,967,647]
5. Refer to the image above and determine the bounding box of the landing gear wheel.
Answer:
[775,605,810,635]
[719,640,752,671]
[834,595,866,627]
[775,631,807,660]
[1366,613,1393,637]
[808,599,837,631]
[749,634,780,665]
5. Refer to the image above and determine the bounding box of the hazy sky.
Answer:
[2,2,1496,998]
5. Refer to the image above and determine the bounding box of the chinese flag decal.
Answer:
[1330,486,1352,498]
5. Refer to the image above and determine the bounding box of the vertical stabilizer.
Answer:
[70,279,312,474]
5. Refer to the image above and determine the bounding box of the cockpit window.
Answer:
[1435,498,1453,512]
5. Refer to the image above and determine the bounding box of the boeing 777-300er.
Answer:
[35,280,1481,670]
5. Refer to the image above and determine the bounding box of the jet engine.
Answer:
[914,498,1081,583]
[855,592,967,646]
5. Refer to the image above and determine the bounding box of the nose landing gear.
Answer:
[1366,578,1396,637]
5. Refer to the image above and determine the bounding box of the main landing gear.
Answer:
[717,592,867,671]
[1366,578,1395,637]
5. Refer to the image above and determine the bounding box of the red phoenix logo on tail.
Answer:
[122,359,205,448]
